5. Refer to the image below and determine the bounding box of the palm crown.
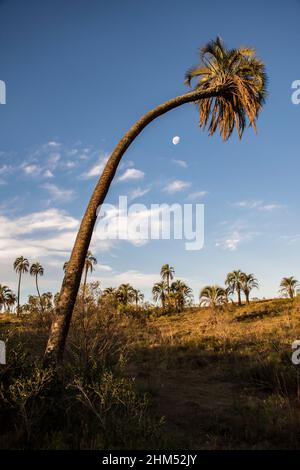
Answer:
[185,36,267,140]
[13,256,29,274]
[30,262,44,277]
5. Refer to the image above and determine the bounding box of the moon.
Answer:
[172,135,180,145]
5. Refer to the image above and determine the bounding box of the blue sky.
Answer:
[0,0,300,302]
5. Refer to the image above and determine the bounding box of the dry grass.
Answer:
[1,297,300,449]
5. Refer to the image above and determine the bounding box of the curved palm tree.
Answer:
[132,288,144,307]
[199,285,226,309]
[82,251,97,302]
[44,37,267,364]
[241,273,258,304]
[0,285,13,312]
[280,276,299,300]
[225,270,244,306]
[160,264,175,294]
[30,262,44,312]
[13,256,29,316]
[152,281,167,309]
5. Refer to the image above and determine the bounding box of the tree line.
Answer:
[1,255,299,314]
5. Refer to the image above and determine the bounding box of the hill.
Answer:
[1,298,300,449]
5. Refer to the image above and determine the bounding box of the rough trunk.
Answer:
[43,86,224,366]
[36,276,43,313]
[237,288,242,306]
[17,272,21,316]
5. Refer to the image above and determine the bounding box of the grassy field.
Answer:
[1,298,300,449]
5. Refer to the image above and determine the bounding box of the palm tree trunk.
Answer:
[82,267,88,304]
[36,276,44,313]
[237,288,242,306]
[17,272,21,316]
[43,86,224,366]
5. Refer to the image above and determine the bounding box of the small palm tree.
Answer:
[42,292,53,310]
[199,285,226,309]
[13,256,29,315]
[0,285,13,312]
[241,273,258,303]
[45,37,267,364]
[152,281,167,309]
[30,262,44,312]
[160,264,175,294]
[170,280,193,312]
[82,251,97,302]
[225,270,244,306]
[132,289,144,307]
[6,291,16,313]
[280,276,299,300]
[116,284,135,306]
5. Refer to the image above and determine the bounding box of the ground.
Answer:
[1,298,300,449]
[128,299,300,448]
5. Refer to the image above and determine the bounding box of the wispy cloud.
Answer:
[172,159,187,168]
[129,187,150,200]
[22,164,41,176]
[234,200,283,211]
[118,168,145,182]
[164,180,191,193]
[40,183,75,202]
[81,152,110,179]
[187,190,208,201]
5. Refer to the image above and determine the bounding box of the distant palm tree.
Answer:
[102,287,116,297]
[152,281,167,309]
[6,291,16,313]
[160,264,175,294]
[42,292,53,310]
[280,276,299,300]
[241,273,258,303]
[170,280,193,312]
[224,286,233,304]
[13,256,29,315]
[30,262,44,312]
[132,289,144,307]
[225,270,244,306]
[116,284,135,306]
[82,251,97,302]
[0,285,13,312]
[200,285,226,309]
[45,37,267,364]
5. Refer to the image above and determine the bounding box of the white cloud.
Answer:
[81,153,110,179]
[47,141,61,148]
[118,168,145,182]
[129,187,150,200]
[234,200,283,211]
[40,183,75,202]
[187,190,208,200]
[215,231,243,251]
[22,164,41,176]
[100,270,159,289]
[43,170,54,178]
[0,164,13,175]
[172,159,187,168]
[164,180,191,193]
